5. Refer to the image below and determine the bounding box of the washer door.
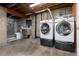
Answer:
[41,23,50,34]
[56,21,72,36]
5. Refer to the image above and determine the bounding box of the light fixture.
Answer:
[30,3,41,7]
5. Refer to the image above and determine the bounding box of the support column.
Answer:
[0,6,7,46]
[31,15,35,39]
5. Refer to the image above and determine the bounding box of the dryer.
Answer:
[40,20,54,47]
[55,15,75,52]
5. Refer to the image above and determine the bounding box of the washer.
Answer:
[40,20,54,47]
[55,15,75,52]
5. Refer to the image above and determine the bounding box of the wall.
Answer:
[7,18,15,38]
[15,18,26,32]
[0,6,7,46]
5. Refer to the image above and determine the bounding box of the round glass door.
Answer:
[41,23,50,34]
[56,21,72,36]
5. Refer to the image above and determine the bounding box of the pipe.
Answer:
[35,9,48,13]
[27,8,54,19]
[46,8,54,19]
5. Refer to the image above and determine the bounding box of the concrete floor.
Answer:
[0,38,76,56]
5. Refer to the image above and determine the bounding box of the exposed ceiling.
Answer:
[0,3,73,18]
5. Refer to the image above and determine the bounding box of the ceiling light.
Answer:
[30,3,41,7]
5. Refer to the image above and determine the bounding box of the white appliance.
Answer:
[55,15,75,52]
[15,32,22,39]
[40,20,54,47]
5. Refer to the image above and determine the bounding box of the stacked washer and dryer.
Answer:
[40,14,75,52]
[55,15,75,52]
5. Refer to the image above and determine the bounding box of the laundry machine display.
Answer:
[40,20,54,47]
[55,15,75,52]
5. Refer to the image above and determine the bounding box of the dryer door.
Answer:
[56,20,72,36]
[41,23,50,34]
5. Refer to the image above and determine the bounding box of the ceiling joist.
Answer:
[48,3,73,10]
[7,8,28,18]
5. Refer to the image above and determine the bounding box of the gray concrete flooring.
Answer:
[0,38,76,56]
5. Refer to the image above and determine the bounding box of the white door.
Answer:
[41,23,50,34]
[77,3,79,56]
[77,30,79,55]
[55,20,73,42]
[56,21,72,36]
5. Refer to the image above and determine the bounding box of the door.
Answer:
[41,23,50,34]
[56,20,72,36]
[77,3,79,56]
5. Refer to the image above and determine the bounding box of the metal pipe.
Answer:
[25,9,48,16]
[35,9,48,13]
[35,8,54,20]
[46,8,54,19]
[26,8,54,19]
